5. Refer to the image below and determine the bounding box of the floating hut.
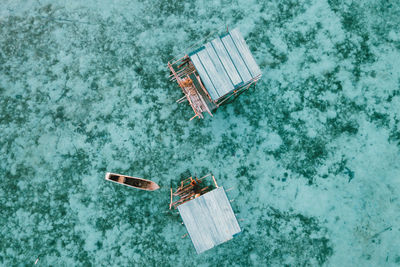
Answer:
[168,28,262,120]
[170,174,241,254]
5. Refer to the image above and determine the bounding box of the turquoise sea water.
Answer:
[1,0,400,265]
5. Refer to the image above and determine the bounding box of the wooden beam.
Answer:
[198,88,213,117]
[212,175,218,188]
[169,188,173,210]
[190,114,198,121]
[169,55,189,66]
[199,173,212,180]
[216,80,254,107]
[194,73,212,100]
[176,96,187,103]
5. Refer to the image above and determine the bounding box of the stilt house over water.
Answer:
[170,174,241,254]
[168,28,262,120]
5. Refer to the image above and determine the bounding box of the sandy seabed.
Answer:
[1,0,400,266]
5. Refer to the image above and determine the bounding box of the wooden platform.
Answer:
[178,187,241,254]
[168,27,261,119]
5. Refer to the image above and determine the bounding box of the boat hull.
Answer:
[105,172,160,191]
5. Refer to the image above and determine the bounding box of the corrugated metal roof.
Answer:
[178,187,241,254]
[189,28,262,101]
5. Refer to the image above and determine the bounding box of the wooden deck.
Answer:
[178,187,241,254]
[168,61,213,120]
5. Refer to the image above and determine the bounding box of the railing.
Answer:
[168,56,212,120]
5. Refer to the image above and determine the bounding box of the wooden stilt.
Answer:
[176,96,187,103]
[189,114,198,121]
[216,81,253,107]
[212,175,218,188]
[199,173,211,180]
[169,188,173,209]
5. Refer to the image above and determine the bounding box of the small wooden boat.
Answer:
[105,172,160,191]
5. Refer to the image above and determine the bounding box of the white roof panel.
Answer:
[229,28,262,78]
[178,187,241,254]
[189,28,261,101]
[211,38,243,87]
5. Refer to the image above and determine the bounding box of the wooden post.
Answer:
[217,81,253,107]
[169,188,173,210]
[199,173,211,180]
[189,114,198,121]
[170,55,188,66]
[176,96,187,103]
[216,90,236,107]
[212,175,218,188]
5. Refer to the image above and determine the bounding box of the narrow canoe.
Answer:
[105,172,160,191]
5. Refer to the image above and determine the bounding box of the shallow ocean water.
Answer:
[1,0,400,265]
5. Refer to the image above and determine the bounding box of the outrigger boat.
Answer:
[105,172,160,191]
